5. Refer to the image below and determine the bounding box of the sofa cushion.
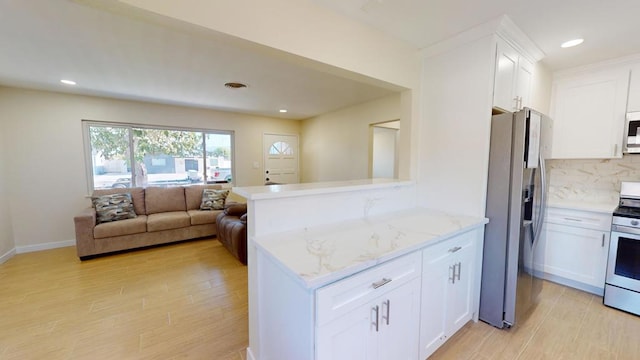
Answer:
[145,187,186,215]
[200,189,229,210]
[92,193,137,224]
[92,188,146,215]
[185,184,223,210]
[188,209,223,225]
[94,215,147,239]
[147,211,191,232]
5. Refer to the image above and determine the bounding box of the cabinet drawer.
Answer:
[316,251,421,326]
[545,207,612,231]
[422,231,475,260]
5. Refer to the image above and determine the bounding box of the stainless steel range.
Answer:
[605,182,640,315]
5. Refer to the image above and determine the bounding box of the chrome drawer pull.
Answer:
[372,278,392,289]
[448,246,462,253]
[563,217,583,222]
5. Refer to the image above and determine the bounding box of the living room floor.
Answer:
[0,239,248,359]
[2,240,639,360]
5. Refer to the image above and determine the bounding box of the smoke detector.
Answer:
[224,82,248,89]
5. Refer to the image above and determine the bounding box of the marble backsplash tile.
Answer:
[547,155,640,203]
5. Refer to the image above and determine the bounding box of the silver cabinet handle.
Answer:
[382,299,390,325]
[456,262,462,281]
[371,305,379,332]
[602,233,605,247]
[448,246,462,253]
[563,217,583,222]
[449,264,456,284]
[372,278,392,289]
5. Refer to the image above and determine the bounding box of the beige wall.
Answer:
[0,114,15,260]
[300,94,401,182]
[119,0,420,90]
[0,86,300,249]
[118,0,421,182]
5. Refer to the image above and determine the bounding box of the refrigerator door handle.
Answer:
[532,153,547,249]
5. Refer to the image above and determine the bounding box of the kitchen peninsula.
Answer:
[234,180,488,360]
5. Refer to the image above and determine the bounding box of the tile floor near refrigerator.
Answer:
[429,280,640,360]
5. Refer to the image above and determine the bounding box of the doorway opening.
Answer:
[369,120,400,179]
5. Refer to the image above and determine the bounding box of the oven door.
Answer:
[608,228,640,292]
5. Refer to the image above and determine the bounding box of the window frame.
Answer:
[82,120,235,194]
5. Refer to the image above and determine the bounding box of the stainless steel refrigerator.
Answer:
[479,108,551,329]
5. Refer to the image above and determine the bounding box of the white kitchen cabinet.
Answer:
[316,252,421,360]
[550,68,630,159]
[419,231,476,360]
[317,278,421,360]
[493,37,534,112]
[534,207,611,295]
[628,63,640,112]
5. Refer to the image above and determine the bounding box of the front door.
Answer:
[263,133,299,184]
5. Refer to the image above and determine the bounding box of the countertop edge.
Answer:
[547,200,617,214]
[234,179,414,201]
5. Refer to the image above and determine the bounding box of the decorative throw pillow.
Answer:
[200,189,229,210]
[92,193,137,224]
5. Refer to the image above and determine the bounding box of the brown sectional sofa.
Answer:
[74,184,227,259]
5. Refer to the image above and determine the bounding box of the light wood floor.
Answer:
[2,241,640,360]
[430,280,640,360]
[0,239,248,360]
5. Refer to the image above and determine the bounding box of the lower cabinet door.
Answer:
[377,278,420,360]
[316,304,376,360]
[446,239,475,335]
[419,246,450,360]
[544,223,609,288]
[317,278,421,360]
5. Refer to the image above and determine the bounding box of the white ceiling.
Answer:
[313,0,640,71]
[0,0,400,120]
[2,1,638,120]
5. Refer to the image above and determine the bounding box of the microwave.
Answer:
[624,112,640,154]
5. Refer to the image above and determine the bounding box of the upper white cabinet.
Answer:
[550,67,630,159]
[628,63,640,112]
[493,37,534,112]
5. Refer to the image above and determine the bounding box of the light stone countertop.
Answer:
[253,207,488,289]
[547,198,617,214]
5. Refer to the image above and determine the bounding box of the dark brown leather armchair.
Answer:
[216,203,247,265]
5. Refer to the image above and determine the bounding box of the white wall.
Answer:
[0,114,15,262]
[300,94,401,182]
[0,86,300,249]
[419,35,497,217]
[531,61,553,115]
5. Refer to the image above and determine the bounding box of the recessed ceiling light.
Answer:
[224,82,247,89]
[561,39,584,48]
[279,109,288,113]
[60,79,76,85]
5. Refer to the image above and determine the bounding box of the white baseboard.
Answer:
[15,240,75,254]
[246,347,256,360]
[0,247,16,264]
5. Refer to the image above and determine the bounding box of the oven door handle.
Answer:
[611,224,640,237]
